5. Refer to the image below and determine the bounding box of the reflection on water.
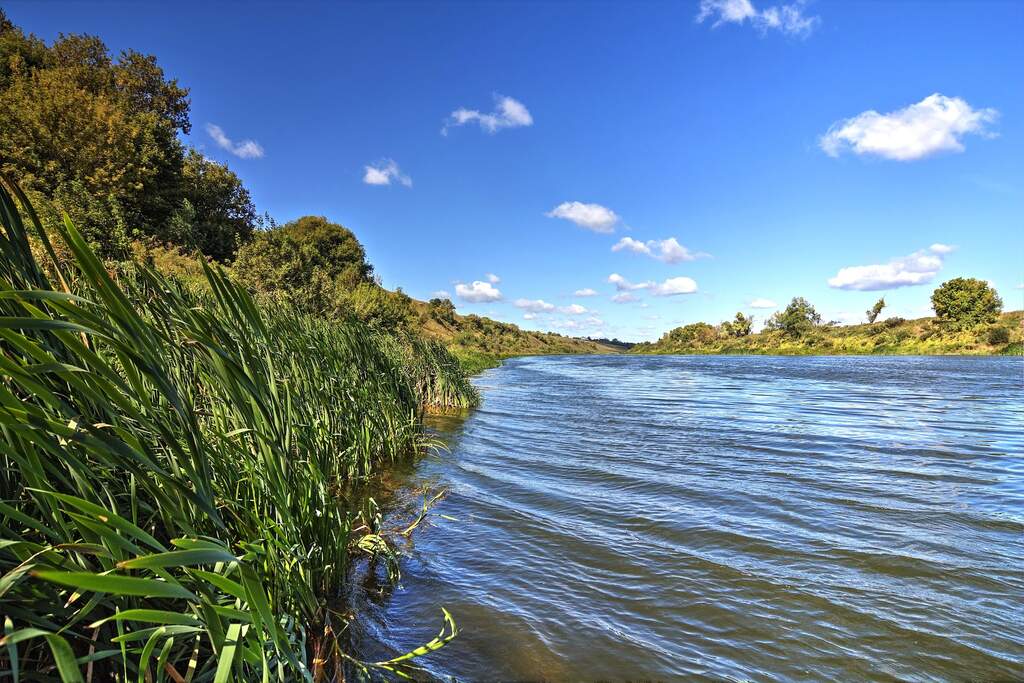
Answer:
[353,355,1024,681]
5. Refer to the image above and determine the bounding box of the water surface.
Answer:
[356,355,1024,681]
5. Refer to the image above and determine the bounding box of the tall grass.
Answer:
[0,178,467,681]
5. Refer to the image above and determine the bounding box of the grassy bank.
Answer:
[632,311,1023,356]
[0,181,471,680]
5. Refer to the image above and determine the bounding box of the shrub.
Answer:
[987,326,1011,345]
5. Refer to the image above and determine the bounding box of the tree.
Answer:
[0,17,190,253]
[232,216,373,315]
[931,278,1002,330]
[428,297,457,325]
[721,312,753,337]
[766,297,822,337]
[179,150,256,262]
[866,297,885,323]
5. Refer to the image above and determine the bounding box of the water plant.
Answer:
[0,178,466,680]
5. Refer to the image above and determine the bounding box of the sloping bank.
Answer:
[0,179,474,681]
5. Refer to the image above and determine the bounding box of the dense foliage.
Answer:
[930,277,1002,330]
[0,11,253,261]
[0,180,470,681]
[766,297,822,337]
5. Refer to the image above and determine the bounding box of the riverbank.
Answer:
[632,311,1023,356]
[0,182,467,680]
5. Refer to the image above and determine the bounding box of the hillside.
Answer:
[413,297,618,371]
[632,311,1023,356]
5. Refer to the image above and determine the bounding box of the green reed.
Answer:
[0,178,467,681]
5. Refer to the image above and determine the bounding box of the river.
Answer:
[353,355,1023,681]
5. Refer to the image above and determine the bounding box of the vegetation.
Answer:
[931,277,1003,330]
[0,12,255,262]
[0,180,471,680]
[634,289,1021,356]
[866,297,886,324]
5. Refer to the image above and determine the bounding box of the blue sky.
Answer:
[7,0,1023,341]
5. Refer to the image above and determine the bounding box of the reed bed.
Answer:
[0,179,471,681]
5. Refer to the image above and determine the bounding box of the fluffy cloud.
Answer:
[612,236,707,264]
[485,273,501,283]
[432,290,451,300]
[574,288,598,297]
[696,0,819,37]
[205,123,264,159]
[607,273,696,296]
[607,273,651,291]
[523,312,537,320]
[559,304,589,315]
[652,276,699,296]
[547,202,620,233]
[820,94,998,161]
[611,292,640,304]
[363,159,412,187]
[748,298,777,308]
[443,95,533,135]
[455,280,503,302]
[827,244,953,291]
[555,316,605,331]
[513,298,555,313]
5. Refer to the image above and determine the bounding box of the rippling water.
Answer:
[354,355,1024,681]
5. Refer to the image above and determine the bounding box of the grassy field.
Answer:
[0,181,469,680]
[632,311,1023,356]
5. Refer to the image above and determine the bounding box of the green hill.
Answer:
[633,310,1023,356]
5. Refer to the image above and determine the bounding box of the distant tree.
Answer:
[0,19,191,253]
[931,278,1002,330]
[663,322,718,347]
[232,216,373,314]
[428,297,457,325]
[766,297,822,337]
[866,297,886,323]
[721,312,753,337]
[179,150,256,262]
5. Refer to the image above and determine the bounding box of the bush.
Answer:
[987,326,1011,345]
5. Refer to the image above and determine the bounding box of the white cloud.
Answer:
[612,293,640,304]
[432,290,451,299]
[612,236,707,264]
[574,288,598,297]
[555,316,605,331]
[443,95,533,135]
[486,273,501,283]
[828,244,952,291]
[205,123,264,159]
[455,280,503,302]
[363,159,412,187]
[749,298,777,308]
[607,273,652,291]
[513,298,555,313]
[929,243,956,254]
[523,312,537,320]
[696,0,819,37]
[652,276,699,296]
[559,304,589,315]
[820,94,998,161]
[547,202,620,233]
